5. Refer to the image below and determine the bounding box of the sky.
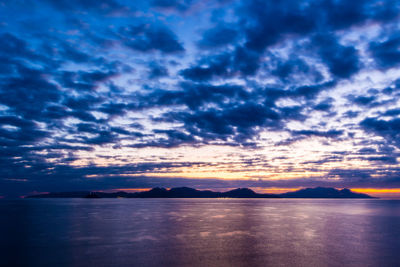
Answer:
[1,0,400,198]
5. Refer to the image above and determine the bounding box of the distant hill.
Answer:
[28,187,278,198]
[28,187,374,199]
[279,187,374,198]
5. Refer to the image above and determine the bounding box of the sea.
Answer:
[1,198,400,267]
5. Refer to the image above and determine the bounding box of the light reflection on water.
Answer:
[1,199,400,267]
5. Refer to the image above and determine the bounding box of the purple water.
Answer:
[1,198,399,267]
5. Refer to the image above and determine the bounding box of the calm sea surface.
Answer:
[1,199,400,267]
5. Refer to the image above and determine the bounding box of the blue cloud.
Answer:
[120,24,184,53]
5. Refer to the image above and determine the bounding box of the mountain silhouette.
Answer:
[279,187,374,198]
[28,187,374,198]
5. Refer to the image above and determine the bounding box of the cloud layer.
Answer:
[1,0,400,196]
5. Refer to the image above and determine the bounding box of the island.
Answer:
[27,187,375,199]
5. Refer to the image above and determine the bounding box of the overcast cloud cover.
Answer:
[1,0,400,197]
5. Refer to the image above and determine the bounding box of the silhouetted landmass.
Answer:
[28,187,278,198]
[279,187,374,198]
[28,187,374,198]
[85,192,101,198]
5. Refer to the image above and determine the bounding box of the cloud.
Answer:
[148,62,169,79]
[311,34,360,78]
[348,95,376,106]
[198,24,238,48]
[291,129,344,138]
[369,33,400,68]
[241,0,316,52]
[382,108,400,117]
[360,117,400,148]
[120,24,184,53]
[0,116,48,145]
[271,56,322,82]
[327,168,372,180]
[179,46,261,81]
[290,80,337,99]
[0,66,61,119]
[314,98,334,112]
[58,70,117,91]
[151,0,194,12]
[44,0,132,15]
[365,156,398,164]
[232,46,260,75]
[180,53,231,81]
[163,102,281,145]
[2,0,400,196]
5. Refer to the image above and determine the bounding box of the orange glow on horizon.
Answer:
[110,187,400,198]
[351,188,400,193]
[351,188,400,197]
[113,188,152,192]
[251,187,301,194]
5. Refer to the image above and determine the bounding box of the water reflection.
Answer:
[1,199,400,266]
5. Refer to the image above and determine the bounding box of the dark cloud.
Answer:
[0,67,61,119]
[348,95,376,106]
[136,82,248,111]
[232,46,260,75]
[369,34,400,68]
[44,0,132,15]
[0,33,31,58]
[180,53,231,81]
[361,117,400,148]
[136,129,196,148]
[271,56,322,82]
[151,0,193,12]
[382,108,400,117]
[290,80,337,99]
[327,168,372,180]
[120,24,184,53]
[343,110,359,118]
[59,43,92,63]
[358,147,376,154]
[198,25,238,48]
[241,0,316,52]
[279,106,306,121]
[302,155,344,165]
[98,103,127,116]
[58,70,117,91]
[148,62,169,78]
[0,116,48,145]
[365,156,398,164]
[240,0,400,52]
[180,46,261,81]
[163,102,281,145]
[314,98,334,112]
[311,34,360,78]
[64,95,102,111]
[85,130,118,145]
[291,129,344,138]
